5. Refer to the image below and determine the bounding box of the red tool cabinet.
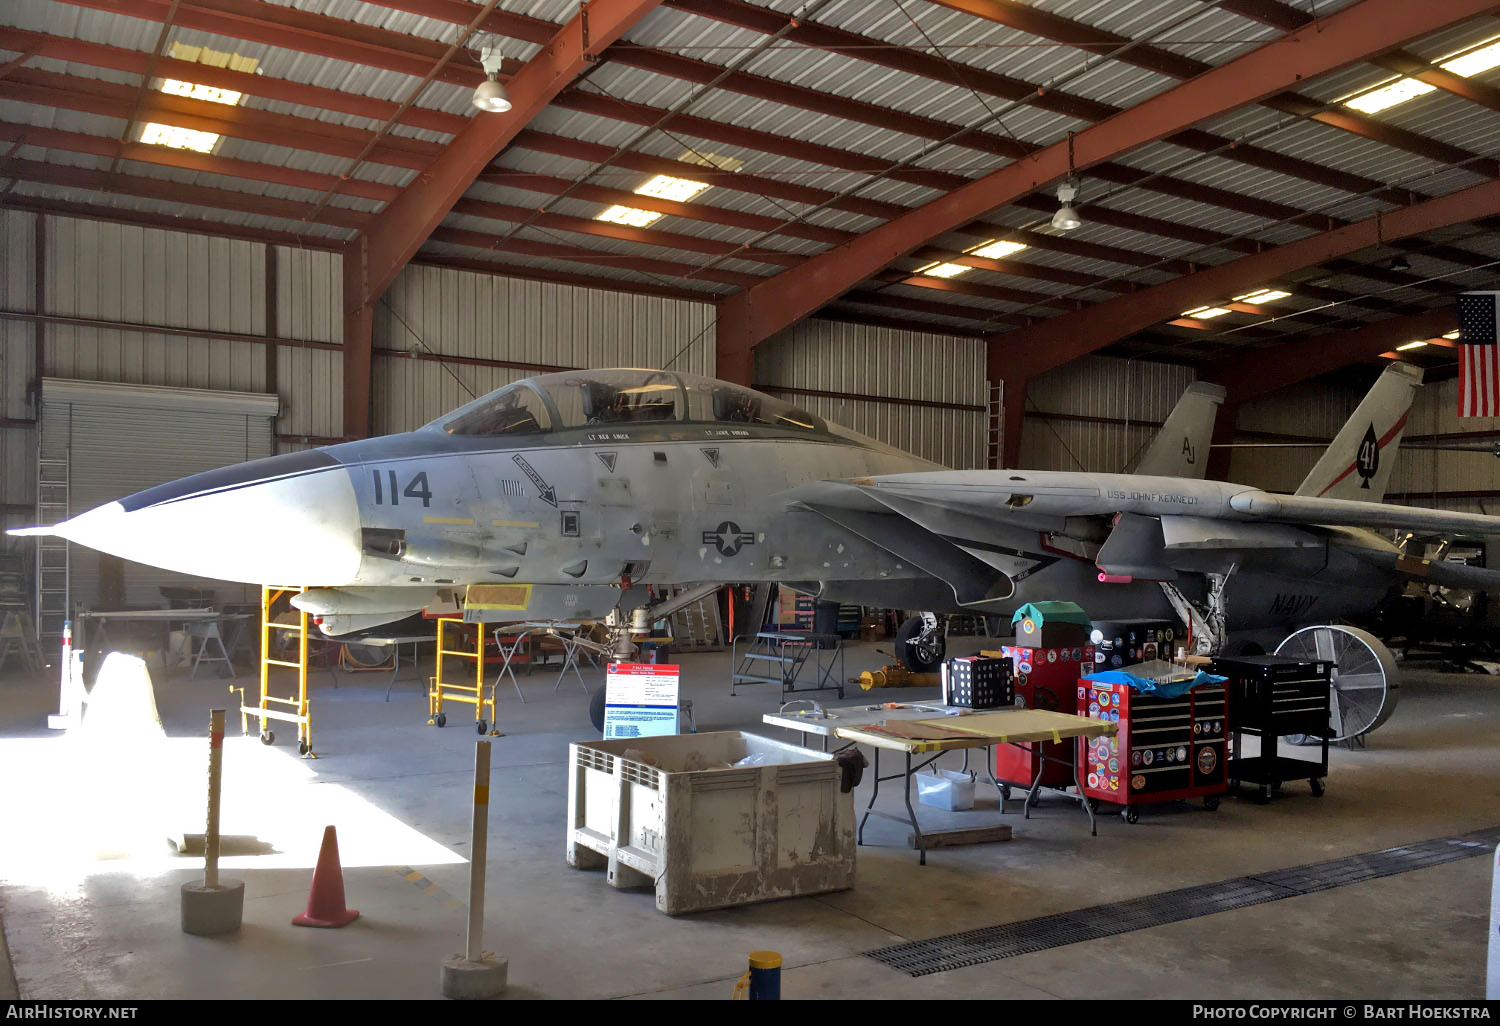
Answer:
[993,644,1093,790]
[1078,676,1229,823]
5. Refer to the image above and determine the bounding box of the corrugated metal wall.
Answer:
[1391,375,1500,514]
[0,210,36,539]
[275,245,342,443]
[374,263,715,435]
[756,320,987,468]
[1226,378,1364,493]
[1021,356,1197,472]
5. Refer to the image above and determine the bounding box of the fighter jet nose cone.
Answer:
[55,450,363,585]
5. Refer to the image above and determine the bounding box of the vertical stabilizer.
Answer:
[1295,362,1422,501]
[1133,381,1227,478]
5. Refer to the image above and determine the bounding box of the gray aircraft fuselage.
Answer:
[35,369,1403,642]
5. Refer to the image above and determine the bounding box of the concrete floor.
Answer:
[0,638,1496,1000]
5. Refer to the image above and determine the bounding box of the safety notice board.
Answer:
[603,662,681,739]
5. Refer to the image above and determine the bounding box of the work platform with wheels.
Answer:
[731,630,844,699]
[428,617,498,734]
[240,585,316,758]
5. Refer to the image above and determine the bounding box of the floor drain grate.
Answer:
[867,827,1500,977]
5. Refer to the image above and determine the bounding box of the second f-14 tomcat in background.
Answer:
[16,363,1500,738]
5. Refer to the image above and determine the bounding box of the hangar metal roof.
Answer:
[3,0,1498,375]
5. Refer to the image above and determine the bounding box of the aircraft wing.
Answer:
[1224,491,1500,537]
[783,468,1500,601]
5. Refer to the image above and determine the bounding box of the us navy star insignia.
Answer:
[703,521,754,557]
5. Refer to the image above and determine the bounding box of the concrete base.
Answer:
[180,879,244,936]
[440,954,508,1000]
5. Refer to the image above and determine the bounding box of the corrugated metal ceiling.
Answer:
[1,0,1497,365]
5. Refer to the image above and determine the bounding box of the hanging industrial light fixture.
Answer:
[472,46,512,113]
[1052,178,1082,231]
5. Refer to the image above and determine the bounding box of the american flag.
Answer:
[1456,291,1500,418]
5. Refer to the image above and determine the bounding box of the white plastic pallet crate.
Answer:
[566,731,855,915]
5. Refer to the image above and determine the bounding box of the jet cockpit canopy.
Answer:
[433,369,828,437]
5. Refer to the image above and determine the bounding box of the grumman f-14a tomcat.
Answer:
[16,364,1500,738]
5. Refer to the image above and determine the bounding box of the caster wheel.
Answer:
[1087,798,1100,813]
[1123,807,1139,824]
[1000,784,1012,801]
[1257,785,1272,805]
[476,720,487,735]
[260,730,275,746]
[1203,796,1221,812]
[435,713,447,728]
[1026,790,1039,809]
[1309,777,1325,797]
[298,739,310,757]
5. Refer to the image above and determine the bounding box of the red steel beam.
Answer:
[0,122,400,203]
[348,0,665,304]
[715,0,1500,377]
[0,28,469,136]
[991,179,1500,381]
[52,0,506,85]
[0,68,440,169]
[929,0,1498,174]
[1201,307,1458,404]
[1,157,372,230]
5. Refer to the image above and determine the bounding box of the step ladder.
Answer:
[239,586,317,758]
[427,617,497,732]
[669,586,724,651]
[34,456,70,644]
[0,608,45,673]
[730,630,845,699]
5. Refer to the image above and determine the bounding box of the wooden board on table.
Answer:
[913,708,1116,743]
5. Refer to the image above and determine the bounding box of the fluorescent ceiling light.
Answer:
[595,205,663,228]
[1396,341,1429,351]
[1342,37,1500,116]
[140,123,220,153]
[1181,306,1231,319]
[968,239,1028,259]
[1441,38,1500,78]
[917,262,970,279]
[634,174,709,203]
[160,79,242,105]
[1443,330,1461,339]
[1345,77,1437,114]
[1233,288,1292,304]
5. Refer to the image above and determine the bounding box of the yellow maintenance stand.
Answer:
[428,616,499,735]
[238,585,317,758]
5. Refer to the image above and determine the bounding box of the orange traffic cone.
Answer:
[292,825,360,928]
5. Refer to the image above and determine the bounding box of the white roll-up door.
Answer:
[40,379,278,610]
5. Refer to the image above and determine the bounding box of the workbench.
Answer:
[763,703,1116,864]
[77,608,252,680]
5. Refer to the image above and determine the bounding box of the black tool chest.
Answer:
[1211,654,1330,802]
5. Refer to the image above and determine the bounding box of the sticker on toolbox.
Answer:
[1109,710,1119,721]
[1089,702,1100,716]
[1197,746,1217,774]
[1142,749,1154,766]
[1109,777,1119,791]
[1108,758,1119,773]
[1019,662,1032,674]
[1177,746,1188,762]
[1131,774,1145,791]
[1072,648,1083,661]
[1088,773,1099,788]
[1131,750,1141,766]
[1046,650,1057,663]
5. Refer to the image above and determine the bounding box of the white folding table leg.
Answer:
[492,631,528,703]
[553,635,590,693]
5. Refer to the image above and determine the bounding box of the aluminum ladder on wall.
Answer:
[669,586,724,652]
[34,457,70,645]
